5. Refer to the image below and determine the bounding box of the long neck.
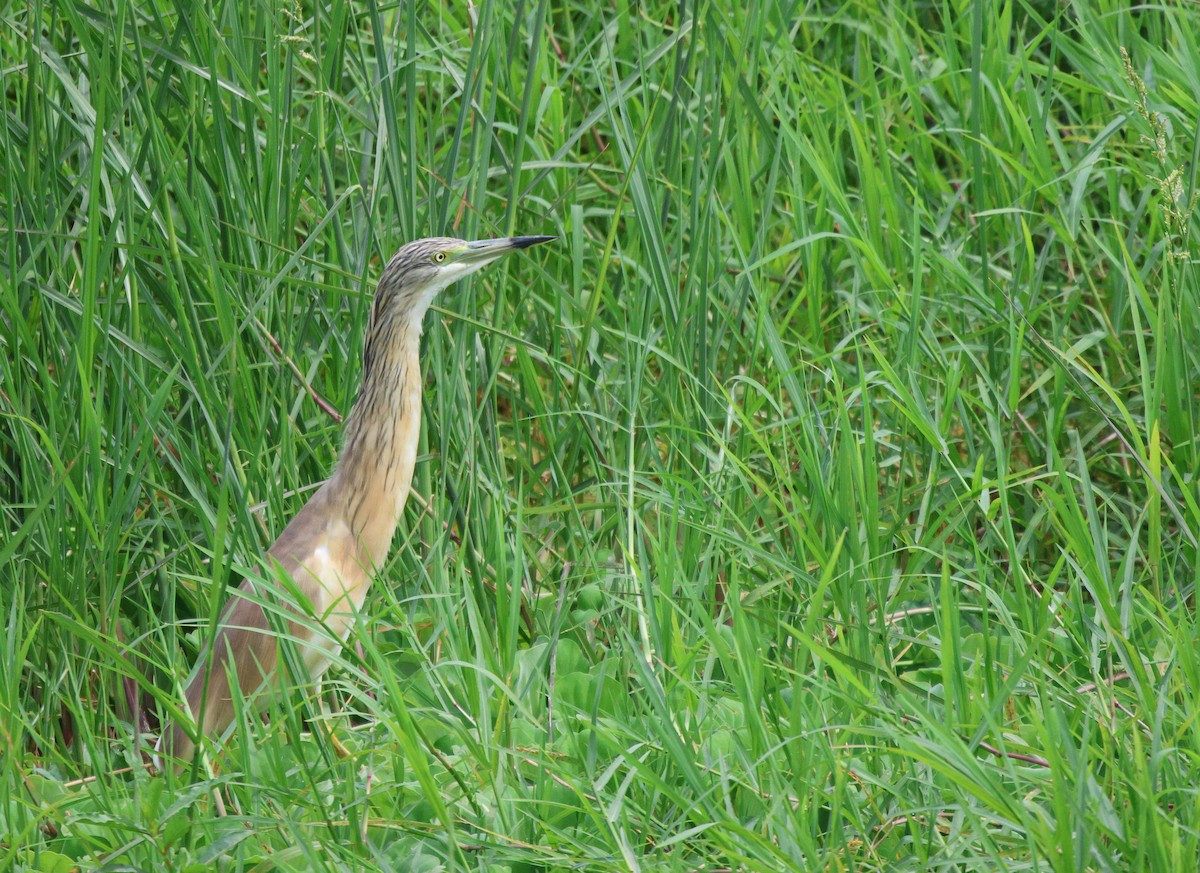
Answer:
[327,317,424,567]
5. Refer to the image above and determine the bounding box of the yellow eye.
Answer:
[433,251,447,263]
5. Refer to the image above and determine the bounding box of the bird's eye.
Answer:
[433,251,447,263]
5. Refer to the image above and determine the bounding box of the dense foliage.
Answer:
[3,1,1199,869]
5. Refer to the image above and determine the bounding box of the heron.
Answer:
[155,234,555,769]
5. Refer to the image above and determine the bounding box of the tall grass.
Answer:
[3,0,1199,869]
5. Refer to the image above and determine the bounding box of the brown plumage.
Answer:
[155,235,554,768]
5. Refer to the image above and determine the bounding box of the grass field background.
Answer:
[3,0,1200,869]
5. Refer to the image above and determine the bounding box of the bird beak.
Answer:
[456,235,556,265]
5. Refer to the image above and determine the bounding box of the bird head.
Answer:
[375,235,555,324]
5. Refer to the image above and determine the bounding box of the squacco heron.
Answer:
[155,234,554,768]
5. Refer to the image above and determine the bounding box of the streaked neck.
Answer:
[329,320,424,566]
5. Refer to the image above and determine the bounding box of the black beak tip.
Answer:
[510,235,557,249]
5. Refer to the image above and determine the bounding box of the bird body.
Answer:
[156,235,553,768]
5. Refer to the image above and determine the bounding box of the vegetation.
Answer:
[3,0,1199,869]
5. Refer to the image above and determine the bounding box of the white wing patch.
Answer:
[284,519,370,680]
